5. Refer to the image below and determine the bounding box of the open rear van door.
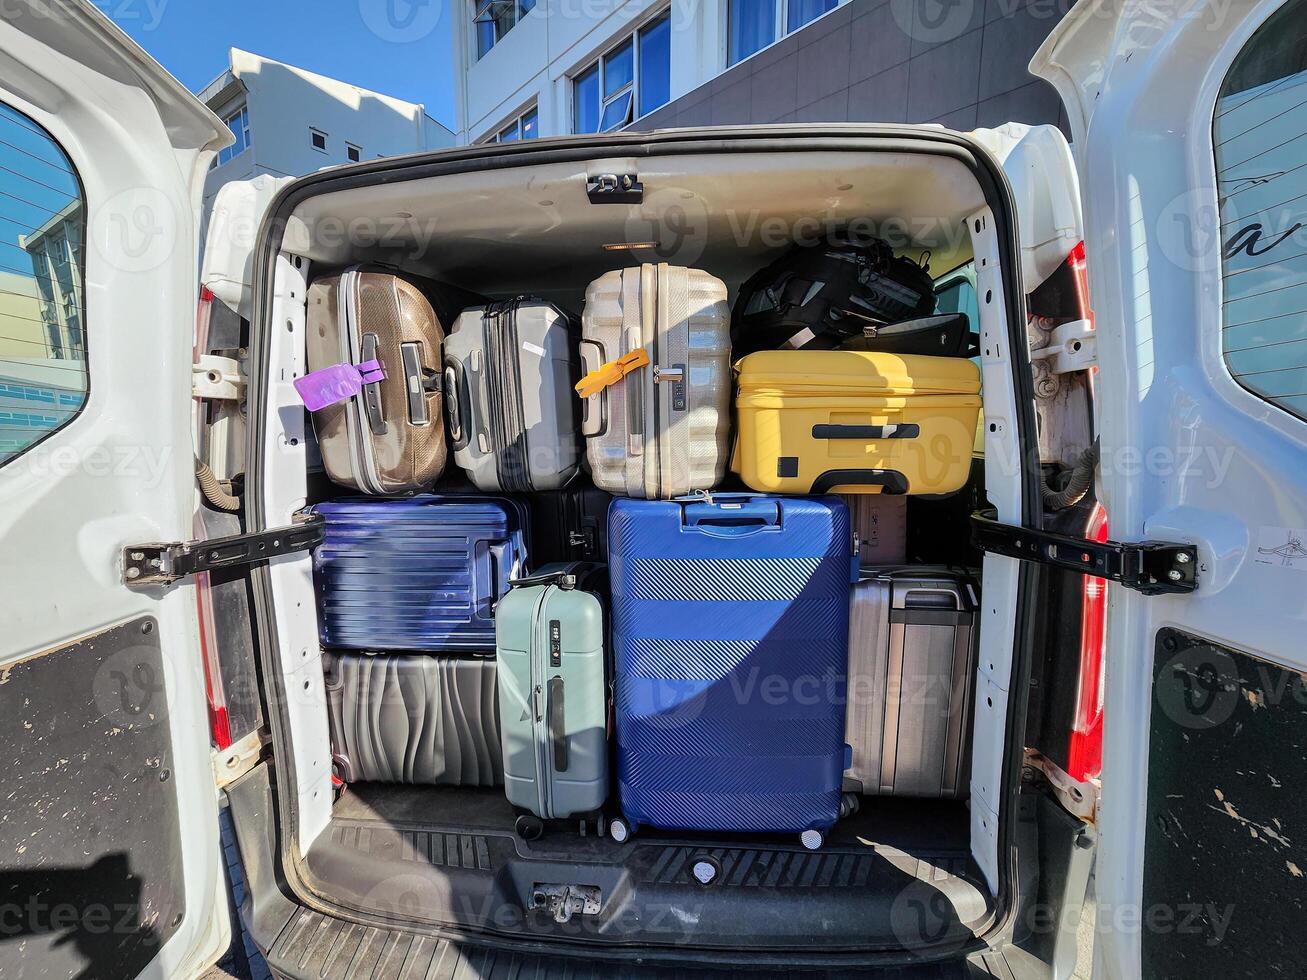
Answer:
[1033,0,1307,975]
[0,2,233,978]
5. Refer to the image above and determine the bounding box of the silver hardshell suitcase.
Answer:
[444,298,580,492]
[495,563,609,823]
[846,568,978,798]
[579,263,731,498]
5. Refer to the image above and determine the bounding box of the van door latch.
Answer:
[971,513,1197,595]
[530,883,602,924]
[587,173,643,204]
[124,514,325,588]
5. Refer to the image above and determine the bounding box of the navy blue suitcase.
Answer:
[311,495,528,652]
[608,493,856,846]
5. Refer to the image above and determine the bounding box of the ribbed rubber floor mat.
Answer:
[264,907,1001,979]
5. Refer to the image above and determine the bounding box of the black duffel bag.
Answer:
[732,236,947,356]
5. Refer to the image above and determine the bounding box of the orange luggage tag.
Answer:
[574,348,650,399]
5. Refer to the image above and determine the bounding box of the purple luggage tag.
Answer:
[294,359,386,412]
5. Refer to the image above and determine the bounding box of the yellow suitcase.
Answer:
[732,350,982,495]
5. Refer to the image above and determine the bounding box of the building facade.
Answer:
[200,49,457,218]
[454,0,1071,144]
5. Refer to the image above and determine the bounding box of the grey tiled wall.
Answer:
[630,0,1071,134]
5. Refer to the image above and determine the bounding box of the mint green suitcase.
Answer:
[495,563,609,827]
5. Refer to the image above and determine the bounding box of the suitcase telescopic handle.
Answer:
[811,424,920,440]
[510,561,597,590]
[901,586,964,610]
[681,495,781,534]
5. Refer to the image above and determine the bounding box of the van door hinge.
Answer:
[1025,749,1098,824]
[193,353,246,400]
[971,513,1197,595]
[587,173,643,204]
[124,514,325,588]
[1030,318,1095,374]
[213,729,268,788]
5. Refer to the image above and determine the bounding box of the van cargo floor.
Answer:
[305,785,992,951]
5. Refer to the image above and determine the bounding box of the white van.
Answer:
[2,0,1304,977]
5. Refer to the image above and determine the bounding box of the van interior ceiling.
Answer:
[249,140,1031,957]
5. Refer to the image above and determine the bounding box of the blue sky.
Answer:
[107,0,458,129]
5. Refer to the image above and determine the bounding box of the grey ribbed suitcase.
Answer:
[444,298,580,492]
[495,564,608,821]
[846,569,977,798]
[324,652,502,786]
[579,263,731,498]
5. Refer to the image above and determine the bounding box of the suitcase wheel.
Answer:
[515,815,545,841]
[800,829,825,851]
[609,817,631,844]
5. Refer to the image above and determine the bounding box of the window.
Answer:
[311,129,327,152]
[0,102,87,467]
[482,105,539,143]
[474,0,533,59]
[346,143,362,163]
[729,0,836,65]
[1213,0,1307,421]
[573,13,672,134]
[216,104,251,166]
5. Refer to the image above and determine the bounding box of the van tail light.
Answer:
[1067,241,1091,321]
[1067,503,1108,782]
[192,287,232,751]
[195,566,233,751]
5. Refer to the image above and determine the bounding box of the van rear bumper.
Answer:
[223,765,1059,980]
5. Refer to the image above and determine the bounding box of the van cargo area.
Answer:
[220,129,1094,966]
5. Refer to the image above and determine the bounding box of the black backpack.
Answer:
[732,237,944,357]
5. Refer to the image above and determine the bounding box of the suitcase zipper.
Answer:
[529,584,554,819]
[644,264,662,498]
[340,270,382,496]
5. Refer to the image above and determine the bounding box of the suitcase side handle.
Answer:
[360,333,387,435]
[578,339,610,438]
[811,469,909,495]
[548,676,568,773]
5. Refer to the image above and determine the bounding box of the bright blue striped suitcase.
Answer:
[608,494,856,843]
[311,495,528,652]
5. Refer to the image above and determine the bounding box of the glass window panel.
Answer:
[0,102,87,467]
[573,63,601,133]
[476,19,496,58]
[787,0,835,31]
[1214,0,1307,422]
[603,39,634,98]
[520,0,536,13]
[599,89,633,131]
[521,107,538,139]
[638,15,671,117]
[499,120,521,141]
[728,0,776,65]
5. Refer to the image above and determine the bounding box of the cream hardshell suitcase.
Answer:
[579,263,731,498]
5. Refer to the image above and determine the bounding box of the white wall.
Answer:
[460,0,727,143]
[203,50,456,216]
